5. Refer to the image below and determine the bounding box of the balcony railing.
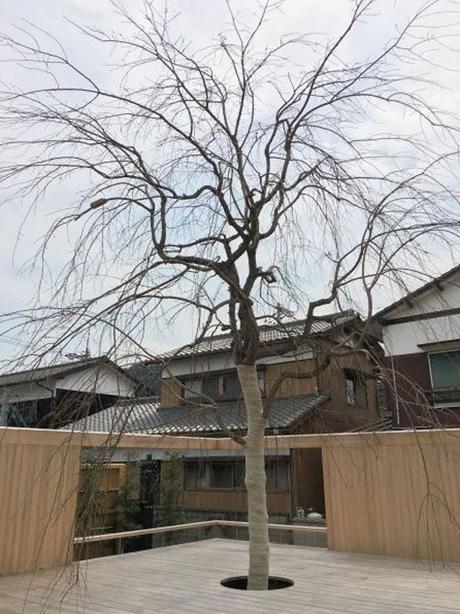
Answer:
[427,387,460,406]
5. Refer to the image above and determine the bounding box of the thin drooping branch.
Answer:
[1,0,459,590]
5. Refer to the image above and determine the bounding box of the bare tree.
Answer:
[0,0,459,589]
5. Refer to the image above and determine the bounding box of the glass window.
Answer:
[266,460,289,490]
[429,351,460,389]
[184,461,246,489]
[7,401,37,427]
[183,371,263,401]
[184,463,207,489]
[202,376,219,399]
[234,462,245,488]
[184,464,196,489]
[183,376,220,400]
[344,370,367,407]
[345,377,356,405]
[222,373,241,401]
[183,379,202,400]
[210,463,233,488]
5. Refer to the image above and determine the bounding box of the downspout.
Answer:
[390,355,400,427]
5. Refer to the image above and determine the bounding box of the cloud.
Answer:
[0,0,458,363]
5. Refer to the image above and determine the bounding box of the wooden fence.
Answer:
[0,427,459,575]
[0,429,80,575]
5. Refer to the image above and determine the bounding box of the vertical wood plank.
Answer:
[323,435,460,562]
[0,430,81,575]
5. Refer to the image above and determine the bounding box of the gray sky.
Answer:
[0,0,459,364]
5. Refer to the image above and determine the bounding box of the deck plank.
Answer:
[0,539,458,613]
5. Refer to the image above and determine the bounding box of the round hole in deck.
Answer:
[220,576,294,590]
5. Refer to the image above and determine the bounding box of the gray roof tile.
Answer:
[0,356,133,387]
[160,311,358,360]
[67,392,329,435]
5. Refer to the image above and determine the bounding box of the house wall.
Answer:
[161,377,183,406]
[162,348,314,380]
[382,277,460,356]
[264,359,318,397]
[181,454,293,517]
[182,489,292,516]
[77,463,127,534]
[0,365,137,427]
[59,365,136,397]
[315,352,379,431]
[0,382,55,404]
[384,350,460,427]
[383,315,460,356]
[161,357,319,406]
[381,274,460,427]
[160,353,379,432]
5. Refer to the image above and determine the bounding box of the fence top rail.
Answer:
[74,519,327,544]
[1,426,460,450]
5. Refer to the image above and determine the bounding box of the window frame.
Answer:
[183,458,289,492]
[427,349,460,407]
[182,370,265,402]
[265,459,290,491]
[344,369,367,408]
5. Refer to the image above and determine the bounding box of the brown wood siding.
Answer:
[315,353,379,431]
[161,378,184,407]
[182,489,291,515]
[264,359,318,397]
[384,353,460,428]
[77,463,129,535]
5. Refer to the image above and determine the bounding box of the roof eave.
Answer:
[374,264,460,321]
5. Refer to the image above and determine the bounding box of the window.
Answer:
[6,401,38,427]
[182,371,248,402]
[266,460,289,490]
[183,461,245,490]
[210,463,234,488]
[182,375,219,400]
[428,350,460,405]
[202,375,220,399]
[183,459,289,491]
[184,463,207,489]
[183,378,203,400]
[222,373,241,401]
[344,370,367,407]
[345,377,356,406]
[234,462,245,488]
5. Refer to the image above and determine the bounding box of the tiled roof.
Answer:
[68,400,158,434]
[67,392,329,435]
[0,356,142,389]
[0,357,111,386]
[161,311,358,360]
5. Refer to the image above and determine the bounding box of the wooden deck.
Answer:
[0,539,459,613]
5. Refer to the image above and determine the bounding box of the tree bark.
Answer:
[237,363,269,590]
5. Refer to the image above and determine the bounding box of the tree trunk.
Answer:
[237,363,269,590]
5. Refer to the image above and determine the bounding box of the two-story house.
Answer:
[376,264,460,428]
[71,311,382,523]
[0,356,142,428]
